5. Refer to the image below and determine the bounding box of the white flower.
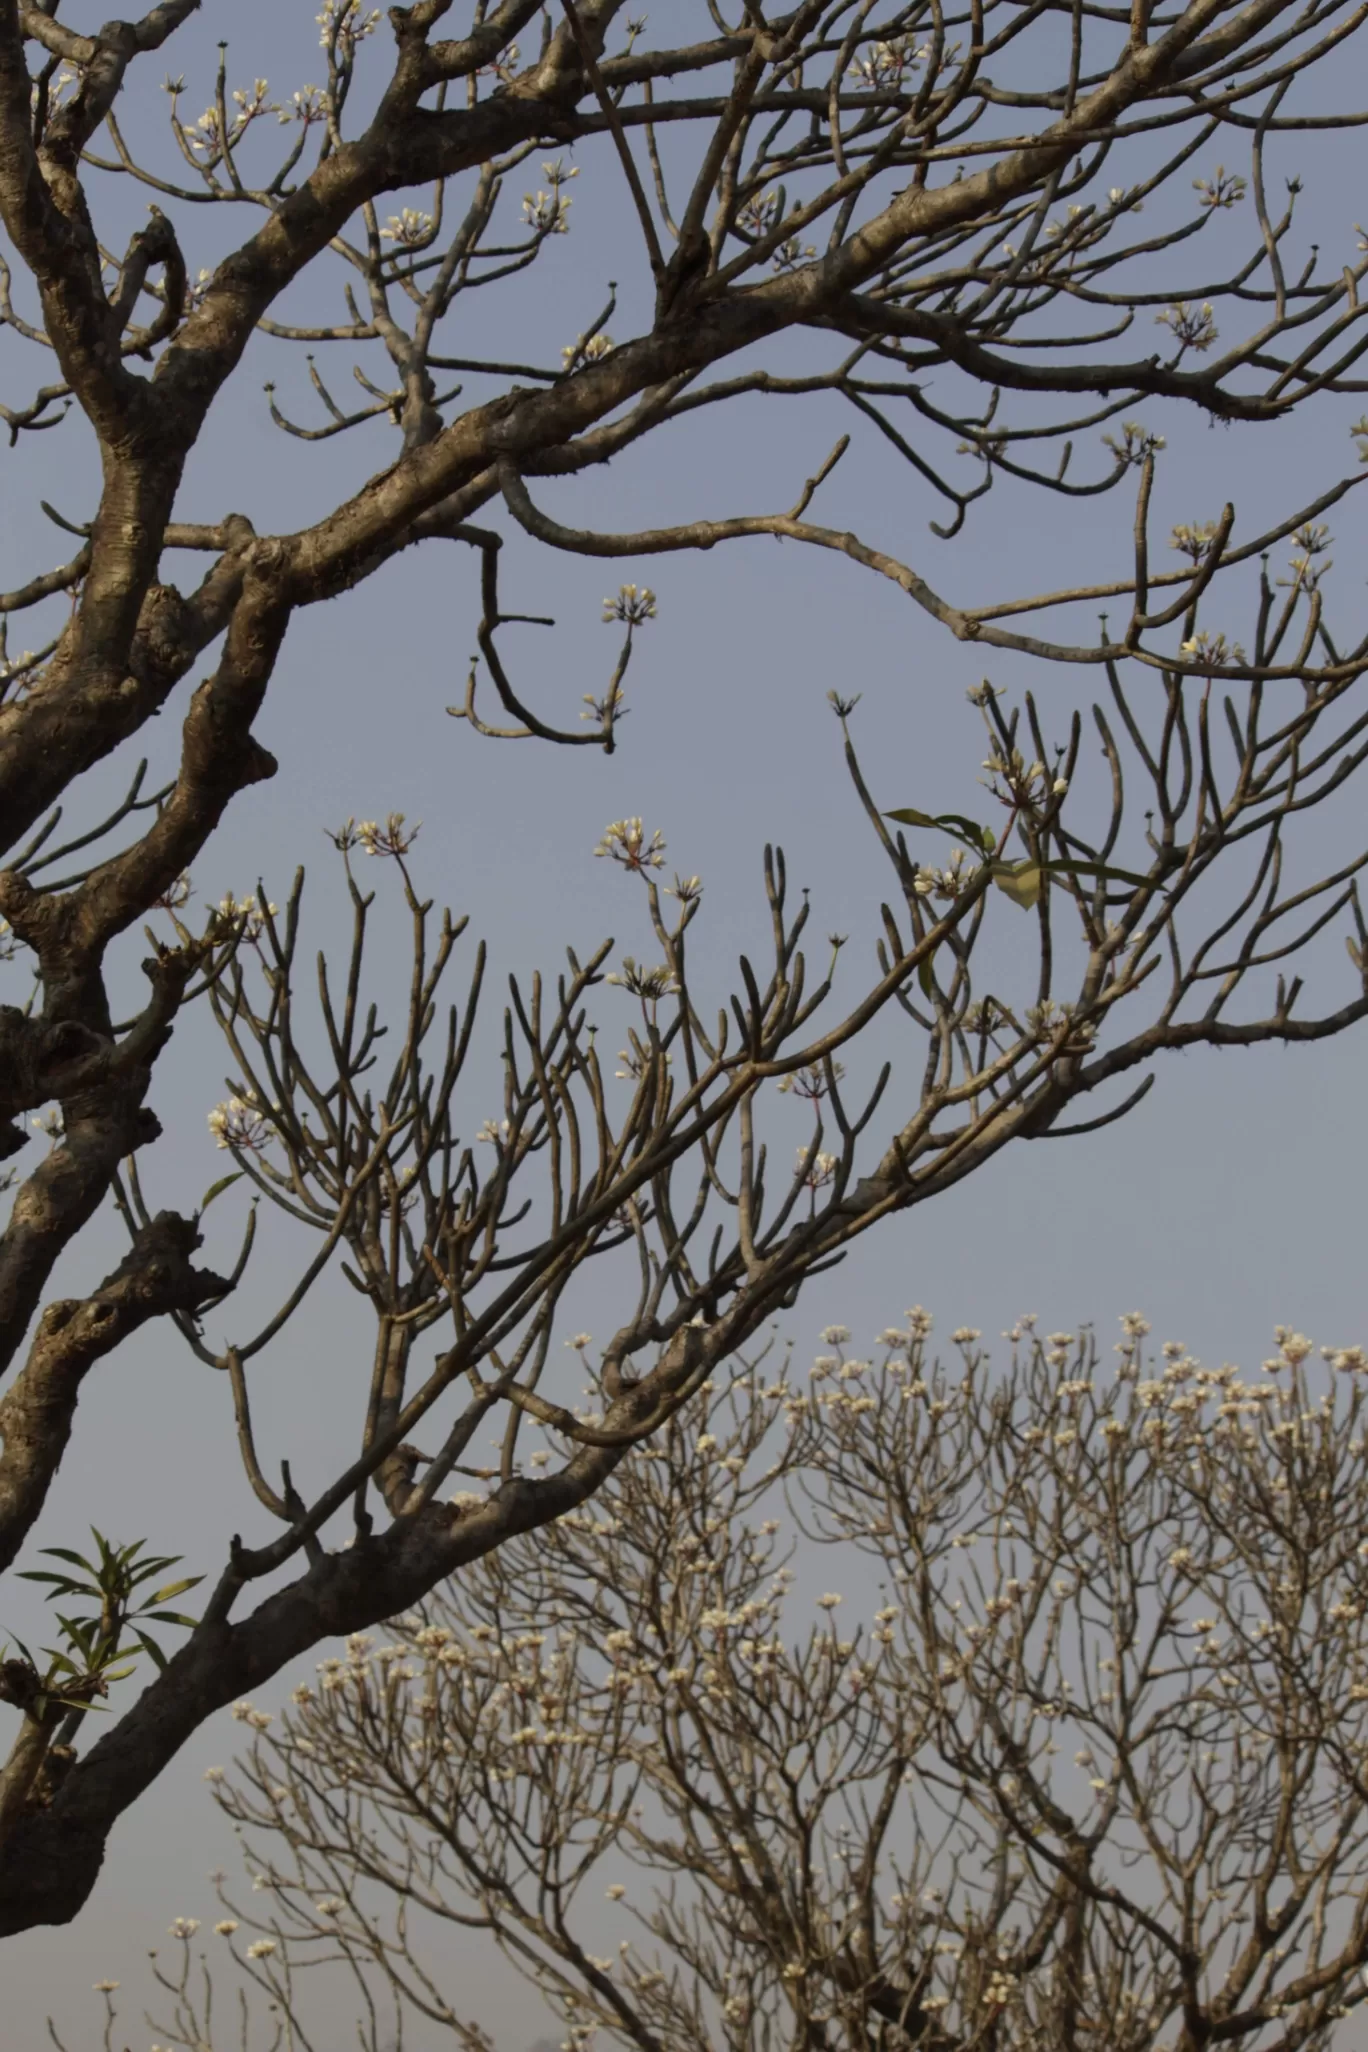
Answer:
[215,1919,238,1936]
[246,1937,277,1959]
[606,1883,626,1900]
[203,1765,225,1782]
[817,1592,843,1610]
[169,1917,200,1939]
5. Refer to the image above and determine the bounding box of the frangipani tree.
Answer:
[0,0,1367,1931]
[68,1312,1368,2052]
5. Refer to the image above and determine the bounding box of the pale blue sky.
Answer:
[3,3,1366,2045]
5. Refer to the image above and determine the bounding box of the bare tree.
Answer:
[83,1313,1368,2052]
[1,0,1368,1935]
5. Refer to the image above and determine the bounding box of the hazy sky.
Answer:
[3,4,1367,2046]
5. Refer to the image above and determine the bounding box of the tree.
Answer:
[67,1313,1368,2052]
[0,0,1366,1936]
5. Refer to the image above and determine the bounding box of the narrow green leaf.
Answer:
[141,1609,201,1629]
[917,951,936,1000]
[38,1546,98,1573]
[131,1629,168,1673]
[199,1170,245,1215]
[144,1576,202,1606]
[1038,859,1154,889]
[885,807,990,855]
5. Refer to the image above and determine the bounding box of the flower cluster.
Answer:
[381,209,434,246]
[207,1093,272,1153]
[317,1,381,54]
[213,890,277,942]
[594,817,666,870]
[563,330,615,367]
[1193,165,1246,209]
[1179,630,1246,670]
[848,36,928,87]
[1157,300,1219,354]
[1171,519,1219,562]
[1102,420,1166,466]
[331,813,420,858]
[603,584,657,627]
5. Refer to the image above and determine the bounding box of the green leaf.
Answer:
[917,951,936,1000]
[199,1169,245,1216]
[15,1571,87,1592]
[140,1609,200,1629]
[143,1576,202,1607]
[1039,858,1154,890]
[38,1546,99,1573]
[885,807,991,856]
[991,856,1156,912]
[100,1663,136,1684]
[131,1629,169,1673]
[992,861,1045,911]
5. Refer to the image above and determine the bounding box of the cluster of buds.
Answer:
[603,583,657,627]
[604,956,676,1002]
[736,189,781,238]
[777,1059,844,1101]
[594,817,666,871]
[1102,420,1166,466]
[773,237,817,272]
[330,813,420,858]
[523,187,572,235]
[317,1,381,56]
[1281,521,1333,591]
[381,209,434,247]
[213,890,277,943]
[913,849,970,901]
[1170,519,1219,562]
[1178,630,1246,670]
[563,330,614,368]
[979,748,1069,808]
[1193,165,1246,209]
[1157,300,1219,354]
[848,36,928,87]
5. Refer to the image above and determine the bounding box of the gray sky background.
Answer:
[2,3,1367,2045]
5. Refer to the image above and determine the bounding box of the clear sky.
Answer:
[3,4,1366,2046]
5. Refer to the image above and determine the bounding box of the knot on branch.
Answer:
[0,1009,108,1153]
[100,1210,231,1318]
[23,1745,75,1814]
[130,581,194,684]
[0,1660,42,1716]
